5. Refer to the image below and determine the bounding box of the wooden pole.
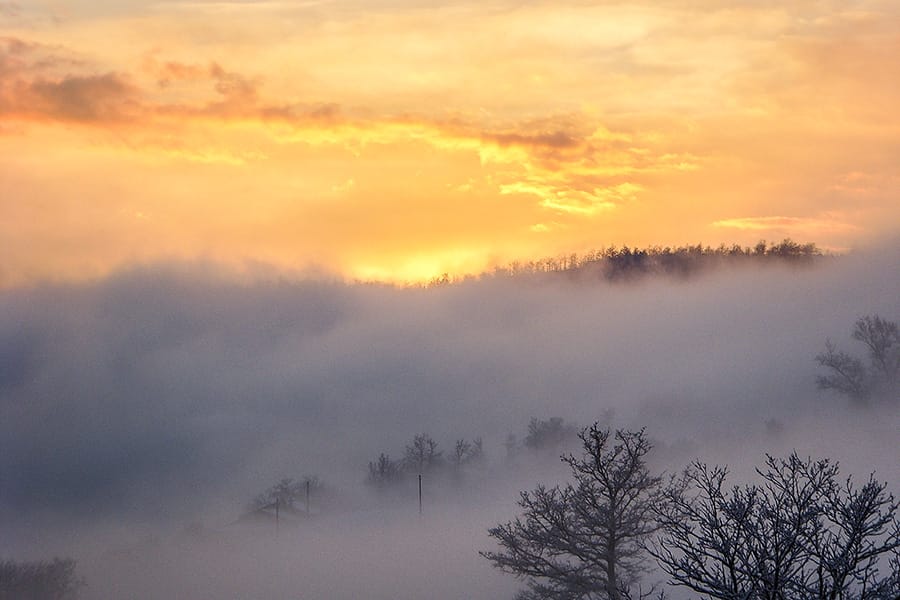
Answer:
[275,497,280,535]
[418,474,422,516]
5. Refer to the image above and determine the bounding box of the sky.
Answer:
[2,0,898,285]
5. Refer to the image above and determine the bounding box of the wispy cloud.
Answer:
[501,181,642,216]
[712,215,859,235]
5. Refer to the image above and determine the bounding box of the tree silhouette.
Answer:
[366,453,401,489]
[402,433,444,474]
[817,315,899,403]
[451,437,484,469]
[523,416,578,453]
[482,426,663,600]
[250,476,322,512]
[652,453,900,599]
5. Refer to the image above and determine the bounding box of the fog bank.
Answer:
[1,245,897,598]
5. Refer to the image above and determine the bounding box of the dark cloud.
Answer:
[0,36,89,78]
[151,60,207,87]
[0,37,137,122]
[209,62,257,103]
[144,56,265,114]
[484,130,581,150]
[27,72,138,122]
[118,53,344,123]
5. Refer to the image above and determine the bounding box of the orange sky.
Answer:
[2,0,898,285]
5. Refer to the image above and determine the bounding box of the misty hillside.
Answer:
[1,243,897,600]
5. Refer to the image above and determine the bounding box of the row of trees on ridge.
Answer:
[428,239,823,286]
[365,434,485,490]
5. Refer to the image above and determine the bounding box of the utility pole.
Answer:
[306,479,310,515]
[418,474,423,516]
[275,497,280,536]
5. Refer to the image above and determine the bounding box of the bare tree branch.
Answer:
[482,425,664,600]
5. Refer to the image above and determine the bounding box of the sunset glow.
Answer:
[2,0,898,285]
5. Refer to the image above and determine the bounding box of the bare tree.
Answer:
[452,438,472,468]
[482,426,664,600]
[817,315,899,403]
[251,476,322,512]
[651,453,900,599]
[402,433,444,474]
[451,437,485,469]
[817,340,869,402]
[853,315,900,386]
[366,453,401,489]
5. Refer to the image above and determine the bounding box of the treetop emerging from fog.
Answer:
[428,239,823,286]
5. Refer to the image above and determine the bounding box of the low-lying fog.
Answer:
[1,244,898,599]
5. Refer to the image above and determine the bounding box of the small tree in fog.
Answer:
[402,434,444,474]
[451,437,484,469]
[482,426,663,600]
[251,476,322,511]
[817,315,899,403]
[0,558,84,600]
[651,453,900,599]
[453,438,472,468]
[523,417,578,453]
[367,453,402,489]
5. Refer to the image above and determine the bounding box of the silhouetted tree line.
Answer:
[524,417,578,451]
[429,239,823,286]
[249,476,325,515]
[365,417,587,492]
[483,425,900,600]
[502,416,582,464]
[366,433,484,490]
[365,417,599,492]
